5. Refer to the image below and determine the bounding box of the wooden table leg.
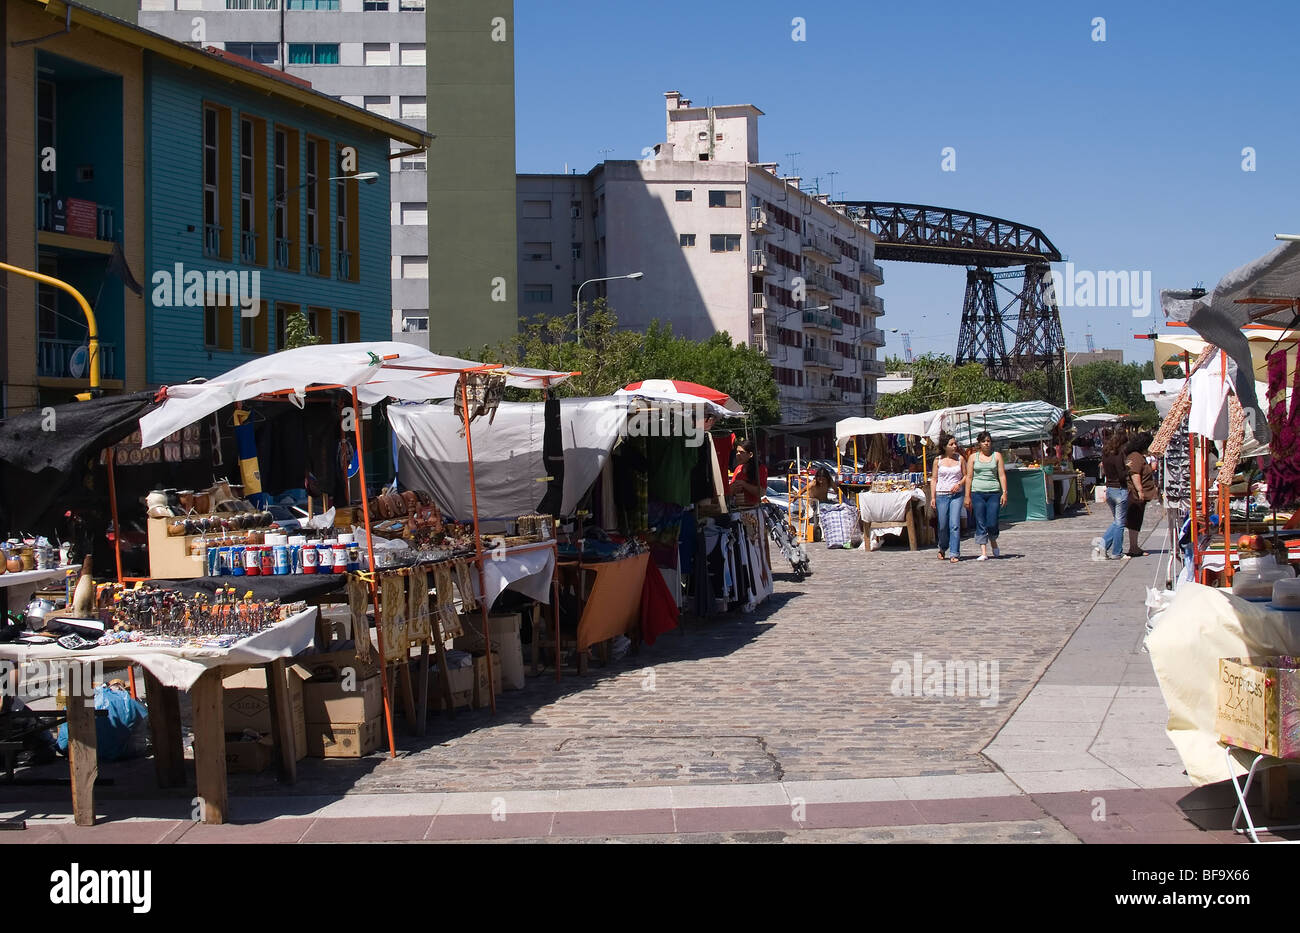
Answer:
[143,669,185,788]
[64,669,98,827]
[190,668,227,825]
[531,603,542,675]
[430,625,454,713]
[265,659,297,785]
[396,659,417,728]
[906,505,917,551]
[416,642,430,736]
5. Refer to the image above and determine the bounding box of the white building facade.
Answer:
[518,91,886,442]
[137,0,430,340]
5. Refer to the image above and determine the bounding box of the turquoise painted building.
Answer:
[142,53,428,385]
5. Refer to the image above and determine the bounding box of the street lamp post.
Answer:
[576,272,643,345]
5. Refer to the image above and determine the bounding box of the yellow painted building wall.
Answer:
[5,2,146,412]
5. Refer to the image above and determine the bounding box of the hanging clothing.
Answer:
[1266,348,1300,507]
[1187,358,1232,439]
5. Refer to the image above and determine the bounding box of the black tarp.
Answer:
[0,392,158,530]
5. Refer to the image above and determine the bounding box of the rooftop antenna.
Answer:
[785,151,801,178]
[826,170,838,202]
[598,147,613,162]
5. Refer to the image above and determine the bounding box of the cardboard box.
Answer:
[427,663,474,710]
[456,613,525,690]
[225,734,274,773]
[304,674,383,725]
[471,651,502,709]
[306,716,382,758]
[222,666,307,760]
[1216,657,1300,759]
[300,646,379,684]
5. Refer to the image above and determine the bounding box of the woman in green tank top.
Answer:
[964,431,1008,561]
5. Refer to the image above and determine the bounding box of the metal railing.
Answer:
[752,293,768,313]
[97,206,114,240]
[804,271,843,299]
[275,237,291,270]
[861,327,886,346]
[749,207,771,231]
[802,309,843,333]
[803,347,844,369]
[307,244,322,274]
[860,259,884,283]
[337,249,351,280]
[240,230,258,263]
[810,385,843,401]
[38,338,116,380]
[801,234,840,262]
[204,224,222,258]
[862,359,887,376]
[750,249,768,273]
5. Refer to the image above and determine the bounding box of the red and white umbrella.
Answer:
[616,379,745,416]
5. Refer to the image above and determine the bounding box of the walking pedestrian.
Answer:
[1124,432,1159,557]
[930,432,967,563]
[964,431,1007,561]
[1098,431,1129,559]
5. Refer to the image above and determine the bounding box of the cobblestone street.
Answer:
[230,507,1136,797]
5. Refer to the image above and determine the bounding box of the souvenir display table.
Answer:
[0,605,316,826]
[1,566,73,612]
[856,487,926,551]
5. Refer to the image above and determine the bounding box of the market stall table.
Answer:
[1,566,73,612]
[856,488,925,550]
[0,605,316,826]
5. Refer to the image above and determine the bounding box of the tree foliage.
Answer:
[1068,360,1159,426]
[466,300,782,424]
[283,311,322,349]
[876,353,1024,418]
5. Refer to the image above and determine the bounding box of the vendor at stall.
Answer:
[728,438,768,506]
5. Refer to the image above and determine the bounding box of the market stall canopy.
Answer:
[615,379,744,417]
[835,411,943,450]
[0,391,158,529]
[1071,413,1121,433]
[940,401,1065,446]
[389,397,631,521]
[1152,329,1300,385]
[1159,240,1300,445]
[139,343,575,447]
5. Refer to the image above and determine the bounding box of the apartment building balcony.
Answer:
[862,359,887,377]
[859,259,884,285]
[804,271,843,300]
[749,207,773,234]
[810,385,844,402]
[861,293,884,315]
[801,234,840,264]
[38,338,117,381]
[803,347,844,370]
[750,249,772,275]
[240,230,258,264]
[801,309,844,334]
[751,293,770,316]
[275,237,291,270]
[861,327,887,347]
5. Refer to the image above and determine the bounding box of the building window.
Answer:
[675,189,692,202]
[522,200,551,219]
[304,136,330,276]
[205,301,233,351]
[699,154,709,161]
[570,201,582,219]
[523,242,552,261]
[275,302,297,350]
[202,104,232,260]
[241,301,269,354]
[273,126,298,271]
[337,309,361,343]
[710,234,741,252]
[571,242,582,260]
[400,202,427,225]
[399,44,426,66]
[399,0,424,9]
[363,43,391,66]
[307,307,331,342]
[287,44,339,64]
[401,256,428,279]
[239,118,255,263]
[363,1,388,9]
[224,42,279,64]
[402,314,428,333]
[680,234,696,247]
[364,96,392,116]
[37,80,54,203]
[708,190,741,208]
[399,96,426,120]
[523,285,553,303]
[337,144,359,281]
[286,0,339,9]
[398,149,426,172]
[226,0,279,8]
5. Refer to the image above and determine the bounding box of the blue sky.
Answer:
[515,0,1300,366]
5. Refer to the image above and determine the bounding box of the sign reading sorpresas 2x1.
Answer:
[150,263,260,317]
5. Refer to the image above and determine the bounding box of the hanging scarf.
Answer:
[1265,348,1300,507]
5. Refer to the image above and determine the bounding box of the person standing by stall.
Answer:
[930,433,966,562]
[964,431,1007,561]
[728,437,768,507]
[1098,431,1129,560]
[1124,432,1159,557]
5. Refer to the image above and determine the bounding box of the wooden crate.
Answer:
[146,517,208,579]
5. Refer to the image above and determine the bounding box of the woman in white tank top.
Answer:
[929,433,967,562]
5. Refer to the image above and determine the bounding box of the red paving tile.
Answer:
[673,805,797,834]
[426,811,555,841]
[178,818,315,844]
[0,826,60,844]
[301,816,434,843]
[800,801,925,830]
[42,821,186,844]
[909,795,1045,824]
[551,808,676,837]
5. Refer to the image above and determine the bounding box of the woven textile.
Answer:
[819,503,860,548]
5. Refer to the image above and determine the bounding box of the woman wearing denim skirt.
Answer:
[964,431,1007,561]
[930,433,967,563]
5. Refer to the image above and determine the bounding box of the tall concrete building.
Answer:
[138,0,431,339]
[518,90,886,450]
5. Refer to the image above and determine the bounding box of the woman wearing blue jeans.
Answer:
[1099,431,1128,559]
[930,433,967,562]
[964,431,1007,560]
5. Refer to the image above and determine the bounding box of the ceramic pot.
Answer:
[5,554,19,574]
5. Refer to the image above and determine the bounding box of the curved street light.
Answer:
[576,272,643,345]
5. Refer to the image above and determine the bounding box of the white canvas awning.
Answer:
[835,411,944,449]
[139,342,574,447]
